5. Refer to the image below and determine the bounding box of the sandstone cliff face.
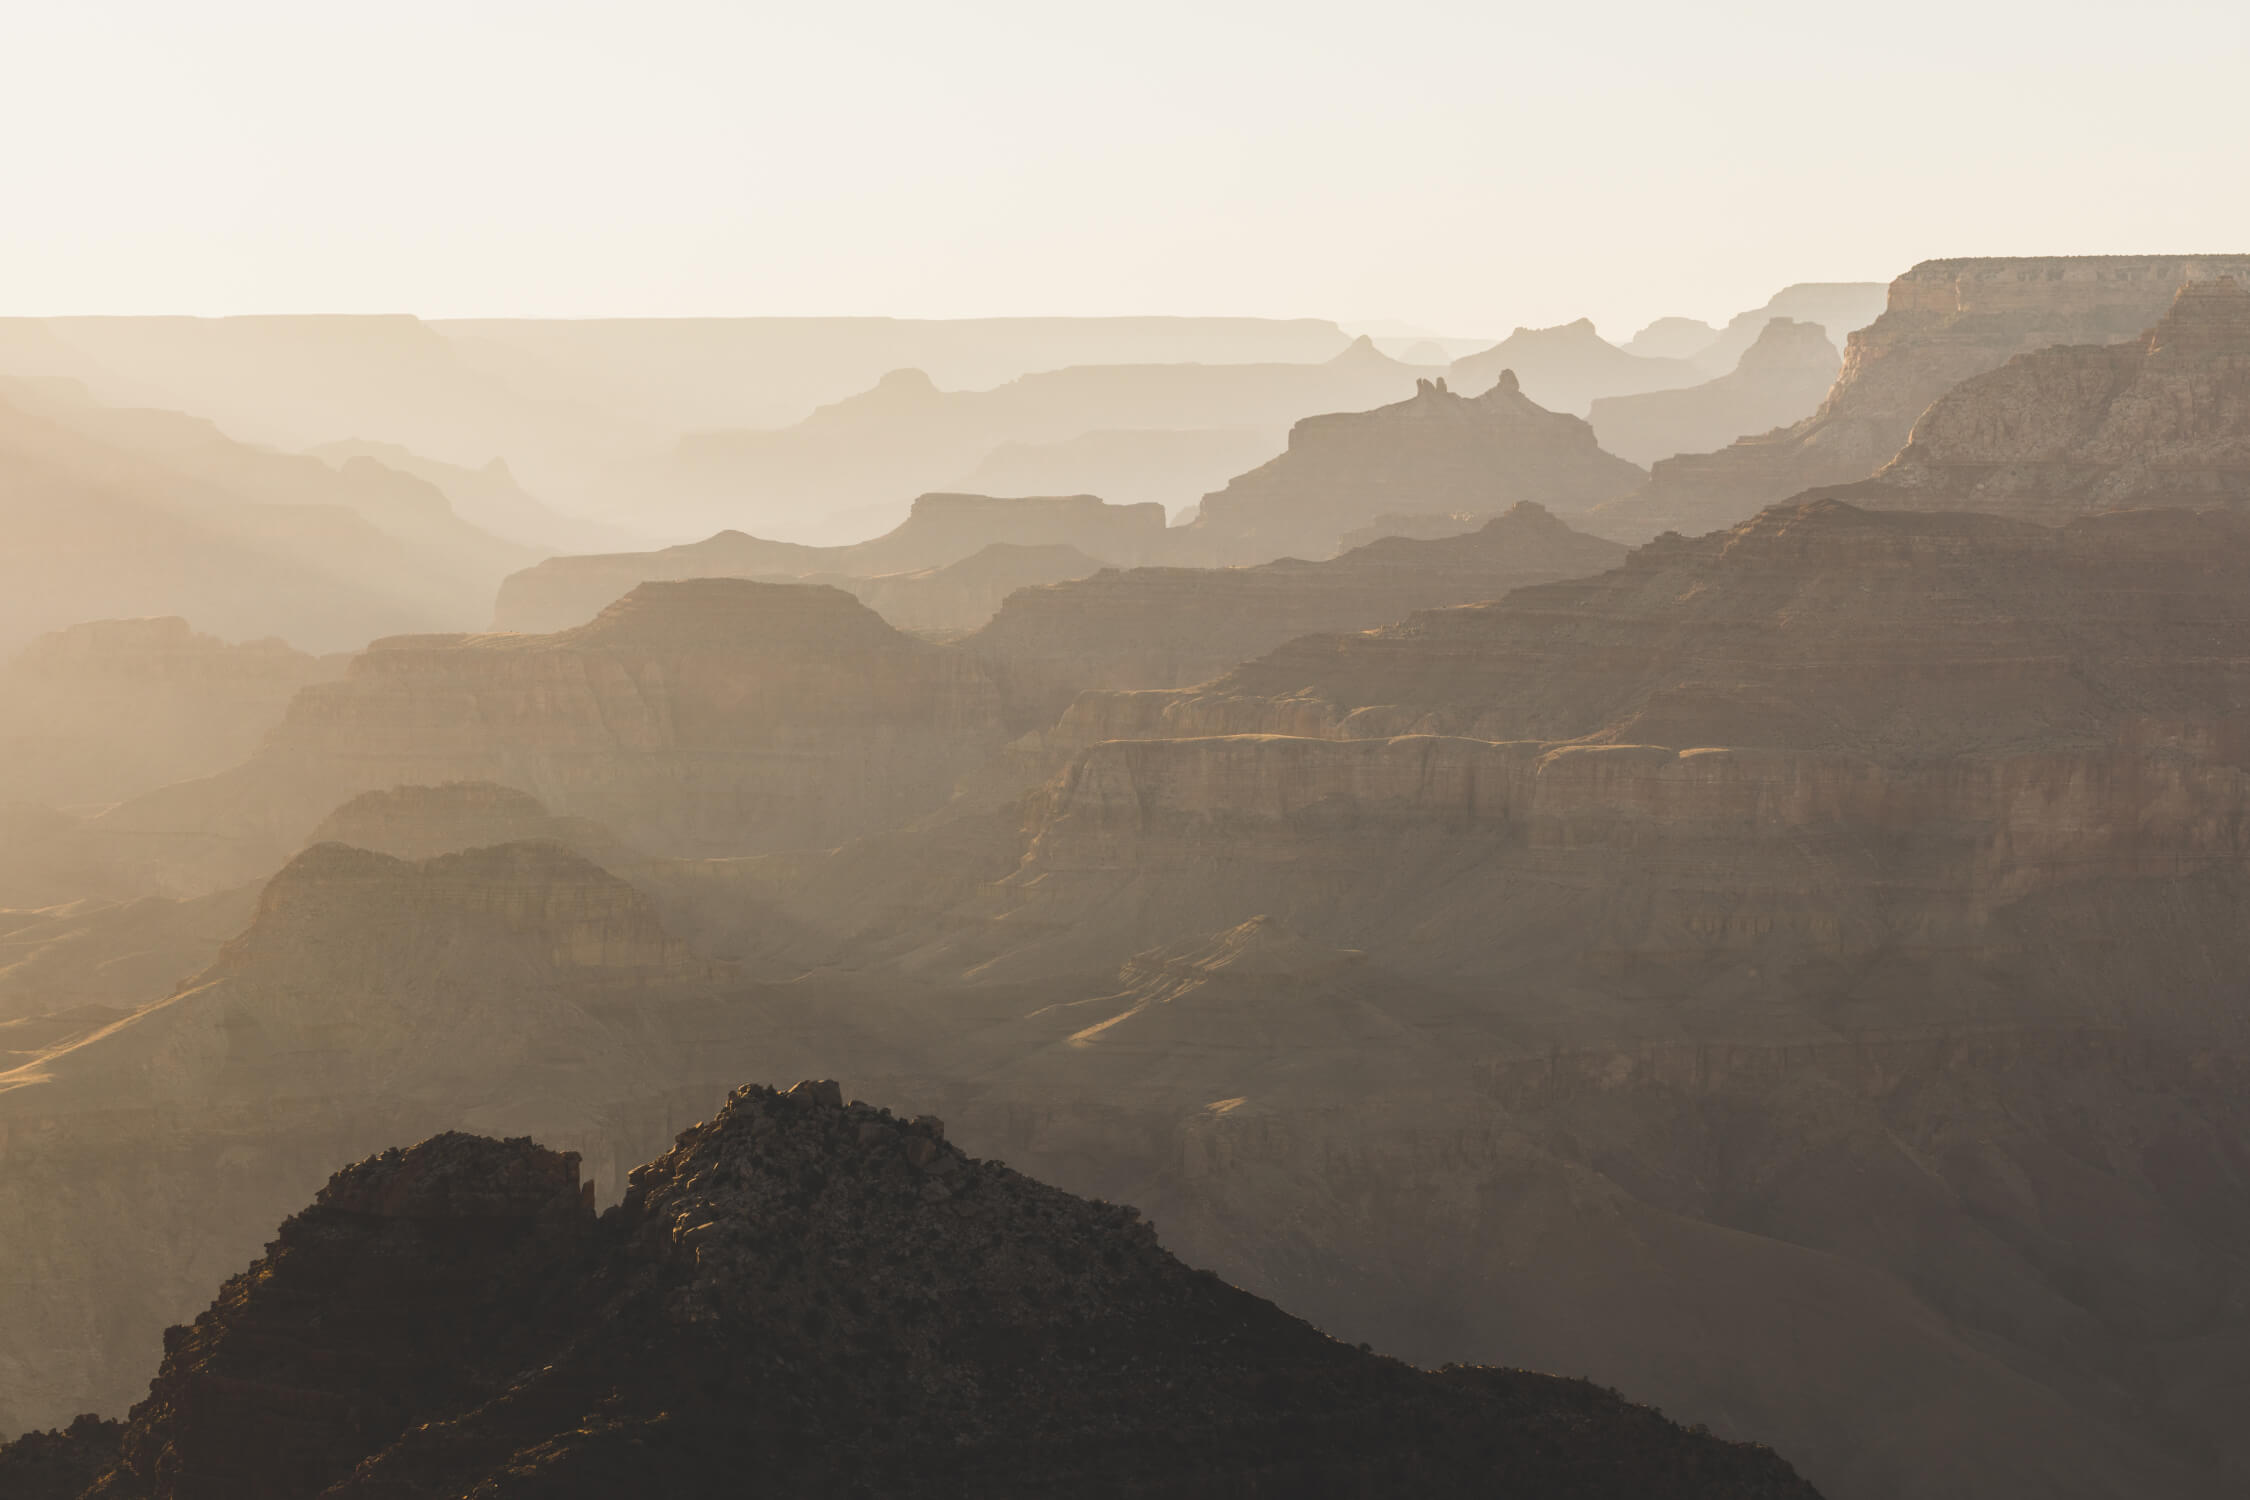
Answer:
[0,618,340,809]
[491,491,1168,634]
[1588,255,2250,541]
[1835,279,2250,523]
[84,578,1010,892]
[0,839,744,1436]
[65,1089,1817,1499]
[1178,374,1643,565]
[1001,503,2250,985]
[965,503,1627,731]
[1588,318,1840,467]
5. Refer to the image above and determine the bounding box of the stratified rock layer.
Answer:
[1589,254,2250,540]
[1179,374,1643,564]
[1834,278,2250,523]
[73,1089,1818,1499]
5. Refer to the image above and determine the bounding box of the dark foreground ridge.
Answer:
[36,1081,1819,1499]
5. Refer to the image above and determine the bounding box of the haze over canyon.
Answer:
[8,4,2250,1493]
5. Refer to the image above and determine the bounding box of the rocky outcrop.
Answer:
[0,839,742,1436]
[82,579,1009,891]
[0,1416,122,1499]
[0,618,340,809]
[950,425,1284,515]
[1588,255,2250,541]
[1178,375,1643,564]
[1588,318,1840,466]
[491,492,1168,633]
[69,1088,1817,1498]
[968,503,1626,730]
[1448,319,1702,414]
[1832,278,2250,523]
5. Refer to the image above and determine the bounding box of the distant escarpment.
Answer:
[967,503,1626,730]
[63,1088,1816,1499]
[0,617,340,808]
[1588,317,1840,466]
[0,838,743,1436]
[991,499,2250,996]
[82,578,1008,890]
[1447,318,1703,414]
[492,491,1166,634]
[1178,374,1643,564]
[1831,278,2250,523]
[1588,254,2250,541]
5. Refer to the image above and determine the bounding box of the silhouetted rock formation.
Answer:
[0,838,743,1436]
[67,1089,1817,1499]
[0,1416,122,1500]
[1831,278,2250,523]
[969,503,1626,730]
[1588,318,1840,466]
[1589,255,2250,541]
[1448,320,1702,414]
[1179,374,1642,564]
[0,618,340,809]
[492,492,1167,634]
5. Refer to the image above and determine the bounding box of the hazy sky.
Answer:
[7,0,2248,337]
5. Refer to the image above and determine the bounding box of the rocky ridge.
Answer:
[58,1086,1818,1498]
[491,491,1167,634]
[968,502,1626,731]
[1179,373,1643,564]
[1588,254,2250,541]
